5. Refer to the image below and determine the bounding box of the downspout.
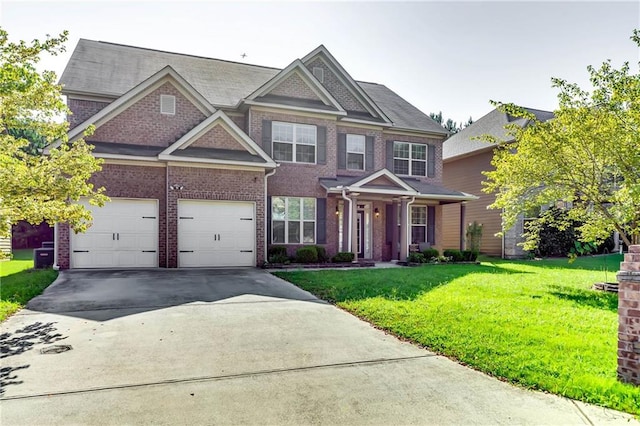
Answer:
[264,167,277,264]
[166,165,170,268]
[341,188,352,253]
[406,196,416,254]
[53,223,59,270]
[501,208,505,259]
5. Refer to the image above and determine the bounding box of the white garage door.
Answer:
[178,200,255,267]
[71,198,159,268]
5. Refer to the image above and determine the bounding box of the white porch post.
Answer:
[351,196,359,262]
[400,199,409,261]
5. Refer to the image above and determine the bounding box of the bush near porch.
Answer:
[274,254,640,416]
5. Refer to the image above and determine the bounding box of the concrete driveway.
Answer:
[0,269,636,425]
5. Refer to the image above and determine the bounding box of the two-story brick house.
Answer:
[52,40,475,269]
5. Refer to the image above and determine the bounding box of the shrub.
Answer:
[461,250,478,262]
[443,249,464,262]
[268,254,290,264]
[296,246,318,263]
[313,245,328,263]
[332,252,354,263]
[407,252,426,263]
[422,248,439,260]
[465,221,483,252]
[268,245,287,257]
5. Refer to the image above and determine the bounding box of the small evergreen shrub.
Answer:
[461,250,478,261]
[313,245,328,263]
[268,245,287,257]
[332,252,354,263]
[443,249,464,262]
[268,254,290,264]
[296,246,318,263]
[422,248,439,260]
[407,252,426,263]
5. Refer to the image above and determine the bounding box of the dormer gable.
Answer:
[302,45,392,125]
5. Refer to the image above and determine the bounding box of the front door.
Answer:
[356,210,365,258]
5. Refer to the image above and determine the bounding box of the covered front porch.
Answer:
[320,169,477,262]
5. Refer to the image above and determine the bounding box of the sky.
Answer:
[1,1,639,125]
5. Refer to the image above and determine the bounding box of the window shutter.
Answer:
[386,140,394,171]
[385,204,394,244]
[316,198,327,244]
[427,144,436,178]
[267,197,272,245]
[337,133,347,169]
[427,206,436,245]
[317,126,327,165]
[262,120,272,156]
[365,136,374,171]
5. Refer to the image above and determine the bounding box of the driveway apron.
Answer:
[0,269,636,425]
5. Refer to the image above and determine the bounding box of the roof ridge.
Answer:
[83,39,283,71]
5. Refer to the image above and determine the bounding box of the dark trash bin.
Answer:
[34,248,54,269]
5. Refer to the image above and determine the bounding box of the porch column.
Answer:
[351,196,359,262]
[391,203,399,260]
[460,202,467,251]
[400,199,409,261]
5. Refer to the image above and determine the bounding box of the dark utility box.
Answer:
[34,248,54,269]
[41,241,55,248]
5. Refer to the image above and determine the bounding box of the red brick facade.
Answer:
[268,73,322,101]
[190,124,246,150]
[308,58,368,113]
[618,245,640,386]
[68,99,110,129]
[90,82,206,147]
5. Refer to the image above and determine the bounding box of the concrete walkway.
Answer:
[0,269,636,425]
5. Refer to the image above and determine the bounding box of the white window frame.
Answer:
[271,196,316,244]
[393,141,427,177]
[272,122,317,164]
[346,134,366,170]
[160,94,176,115]
[411,205,427,244]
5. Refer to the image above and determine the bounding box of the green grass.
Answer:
[0,249,58,321]
[275,254,640,415]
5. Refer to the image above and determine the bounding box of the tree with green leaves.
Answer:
[430,111,473,134]
[0,29,108,257]
[482,29,640,249]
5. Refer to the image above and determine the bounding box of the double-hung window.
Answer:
[393,142,427,176]
[411,206,427,244]
[272,197,316,244]
[346,134,366,170]
[272,122,317,164]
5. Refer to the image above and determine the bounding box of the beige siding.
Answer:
[442,150,503,256]
[0,236,11,258]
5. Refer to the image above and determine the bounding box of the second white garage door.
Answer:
[178,200,256,267]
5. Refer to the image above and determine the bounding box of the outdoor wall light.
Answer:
[169,184,184,191]
[335,206,339,215]
[374,207,380,218]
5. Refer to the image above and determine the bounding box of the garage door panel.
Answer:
[71,198,158,268]
[178,200,255,267]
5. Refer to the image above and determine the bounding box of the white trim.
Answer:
[384,128,448,138]
[48,66,216,152]
[271,121,317,165]
[301,47,392,124]
[97,153,162,163]
[160,94,176,115]
[245,60,345,113]
[349,168,417,192]
[165,160,272,172]
[270,196,317,245]
[160,110,276,167]
[160,154,276,169]
[339,117,391,128]
[66,93,118,103]
[243,100,346,117]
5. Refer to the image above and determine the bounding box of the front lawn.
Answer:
[0,249,58,321]
[275,254,640,415]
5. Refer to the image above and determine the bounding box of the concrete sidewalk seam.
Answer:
[570,400,595,426]
[0,354,436,401]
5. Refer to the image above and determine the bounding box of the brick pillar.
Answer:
[618,245,640,385]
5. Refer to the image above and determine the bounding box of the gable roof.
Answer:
[49,65,215,151]
[159,110,276,167]
[60,40,448,136]
[245,59,345,114]
[443,107,554,161]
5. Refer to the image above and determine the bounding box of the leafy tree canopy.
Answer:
[482,29,640,248]
[0,28,108,253]
[430,111,473,134]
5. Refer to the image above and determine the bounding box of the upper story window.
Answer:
[272,122,317,164]
[393,142,426,176]
[160,95,176,115]
[346,134,366,170]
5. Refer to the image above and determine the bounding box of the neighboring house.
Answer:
[51,40,476,269]
[0,234,11,259]
[441,107,554,258]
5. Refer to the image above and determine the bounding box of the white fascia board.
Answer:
[325,187,418,196]
[339,117,392,128]
[386,126,449,138]
[350,168,416,192]
[159,154,276,169]
[415,192,479,201]
[243,100,347,117]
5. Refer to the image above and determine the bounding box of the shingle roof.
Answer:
[60,39,447,135]
[318,175,473,199]
[442,107,554,161]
